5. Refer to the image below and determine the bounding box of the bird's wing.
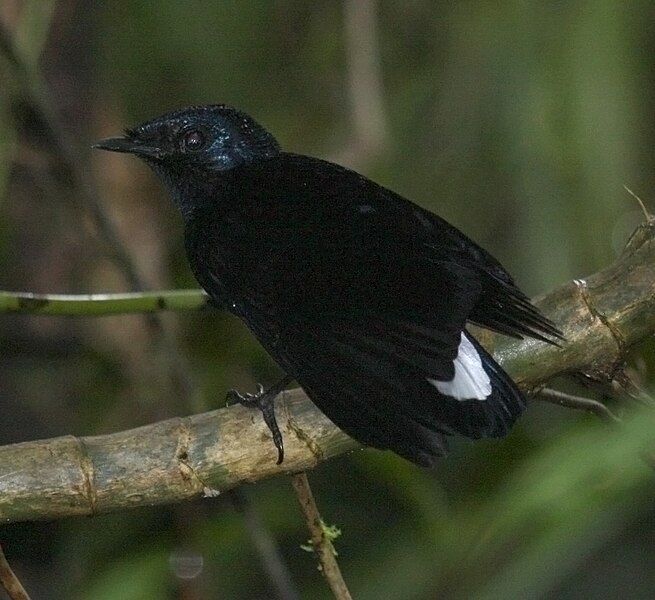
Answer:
[251,154,548,464]
[417,208,563,343]
[274,153,562,344]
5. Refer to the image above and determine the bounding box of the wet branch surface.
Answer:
[0,223,654,523]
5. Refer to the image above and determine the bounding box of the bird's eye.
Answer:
[182,129,206,152]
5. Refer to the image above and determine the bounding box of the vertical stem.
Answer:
[0,544,30,600]
[230,490,300,600]
[343,0,388,157]
[291,473,352,600]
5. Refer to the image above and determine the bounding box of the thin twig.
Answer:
[623,185,652,222]
[0,545,30,600]
[290,473,352,600]
[537,388,621,424]
[0,289,209,316]
[572,371,655,408]
[230,490,301,600]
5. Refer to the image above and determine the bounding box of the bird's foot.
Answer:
[226,383,286,464]
[226,383,268,409]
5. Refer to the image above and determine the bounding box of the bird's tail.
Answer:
[450,332,526,439]
[279,321,526,468]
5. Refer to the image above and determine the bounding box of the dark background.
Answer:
[1,1,655,598]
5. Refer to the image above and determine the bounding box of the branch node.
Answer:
[574,278,626,353]
[73,436,98,516]
[174,418,211,495]
[284,398,324,464]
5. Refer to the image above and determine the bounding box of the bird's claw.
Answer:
[226,384,265,408]
[225,383,285,464]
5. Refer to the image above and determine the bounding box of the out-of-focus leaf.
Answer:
[82,549,170,600]
[449,409,655,598]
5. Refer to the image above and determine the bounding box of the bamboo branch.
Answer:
[0,289,209,316]
[0,222,654,523]
[291,473,352,600]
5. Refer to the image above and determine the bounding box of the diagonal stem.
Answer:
[537,388,621,424]
[0,544,30,600]
[0,18,200,403]
[291,473,352,600]
[230,490,301,600]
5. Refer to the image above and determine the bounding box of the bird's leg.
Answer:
[226,375,294,465]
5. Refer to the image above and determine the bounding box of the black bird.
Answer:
[94,105,562,467]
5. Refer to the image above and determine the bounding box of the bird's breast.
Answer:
[186,218,290,317]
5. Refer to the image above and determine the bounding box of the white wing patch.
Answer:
[428,333,491,400]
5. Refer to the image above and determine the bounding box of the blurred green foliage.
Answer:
[1,1,655,599]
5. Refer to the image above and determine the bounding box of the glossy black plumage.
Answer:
[94,105,562,467]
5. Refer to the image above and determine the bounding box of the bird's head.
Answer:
[94,104,279,170]
[94,104,280,217]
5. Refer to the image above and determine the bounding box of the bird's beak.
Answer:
[92,136,163,159]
